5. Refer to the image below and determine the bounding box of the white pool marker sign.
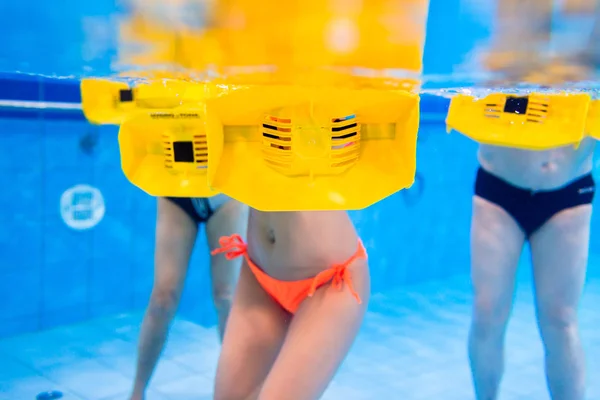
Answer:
[60,184,105,230]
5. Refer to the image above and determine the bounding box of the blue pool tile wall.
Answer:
[0,116,471,339]
[0,75,599,340]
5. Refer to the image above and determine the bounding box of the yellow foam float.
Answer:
[113,0,429,85]
[80,78,237,125]
[82,0,430,210]
[206,85,420,211]
[117,13,222,72]
[119,105,221,198]
[585,99,600,141]
[216,0,428,70]
[446,92,591,150]
[117,82,419,210]
[80,79,133,125]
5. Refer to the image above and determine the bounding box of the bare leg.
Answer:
[257,260,370,400]
[130,198,198,400]
[214,261,291,400]
[469,196,525,400]
[530,205,591,400]
[206,200,249,340]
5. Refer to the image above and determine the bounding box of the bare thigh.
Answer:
[153,198,198,298]
[258,259,370,400]
[529,205,592,326]
[206,200,249,298]
[214,260,291,400]
[471,196,526,327]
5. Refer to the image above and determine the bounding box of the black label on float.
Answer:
[119,89,134,102]
[503,96,529,115]
[173,141,195,162]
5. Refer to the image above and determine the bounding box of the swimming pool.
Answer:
[1,0,600,399]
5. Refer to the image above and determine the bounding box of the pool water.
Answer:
[2,274,600,400]
[2,0,600,399]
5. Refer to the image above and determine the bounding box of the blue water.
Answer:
[2,276,600,399]
[1,0,600,399]
[1,105,599,399]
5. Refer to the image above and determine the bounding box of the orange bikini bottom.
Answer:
[211,234,367,314]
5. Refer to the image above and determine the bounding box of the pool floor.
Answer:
[1,275,599,400]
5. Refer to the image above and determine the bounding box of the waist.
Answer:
[476,166,595,196]
[478,150,594,191]
[247,210,362,280]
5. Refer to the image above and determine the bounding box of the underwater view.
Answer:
[1,0,600,399]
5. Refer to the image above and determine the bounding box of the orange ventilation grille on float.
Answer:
[330,114,360,169]
[261,113,361,174]
[262,116,293,170]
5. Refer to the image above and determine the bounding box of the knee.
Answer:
[537,304,578,336]
[470,293,511,339]
[148,289,180,319]
[212,283,235,312]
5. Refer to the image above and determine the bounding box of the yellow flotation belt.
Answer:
[446,92,591,150]
[82,0,431,210]
[117,81,419,210]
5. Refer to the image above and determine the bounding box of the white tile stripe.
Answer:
[0,100,447,123]
[0,100,82,110]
